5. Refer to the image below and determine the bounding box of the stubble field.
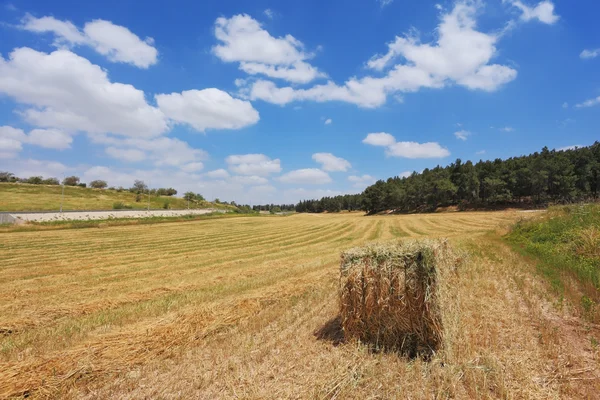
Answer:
[1,211,599,399]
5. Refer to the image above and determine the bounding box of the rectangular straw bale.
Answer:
[339,239,458,356]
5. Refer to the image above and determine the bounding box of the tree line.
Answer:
[0,173,179,196]
[296,142,600,214]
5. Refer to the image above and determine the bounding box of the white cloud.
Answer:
[454,130,471,140]
[557,145,583,151]
[575,96,600,108]
[281,188,344,203]
[362,132,451,159]
[0,158,68,177]
[499,126,514,132]
[212,14,325,83]
[230,175,269,186]
[562,102,569,109]
[155,89,259,132]
[0,125,73,155]
[0,48,168,138]
[28,128,73,149]
[90,135,207,169]
[476,150,486,155]
[386,142,450,158]
[324,118,332,125]
[264,9,274,19]
[362,132,396,147]
[105,147,146,162]
[580,49,600,60]
[399,171,412,178]
[249,2,517,108]
[378,0,394,8]
[279,168,332,184]
[204,169,230,179]
[20,14,158,68]
[226,153,282,176]
[505,1,559,25]
[348,174,376,189]
[312,153,351,172]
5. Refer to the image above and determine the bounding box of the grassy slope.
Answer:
[0,182,234,212]
[507,204,600,317]
[2,211,599,398]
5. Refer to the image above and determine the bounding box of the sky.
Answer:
[0,0,599,204]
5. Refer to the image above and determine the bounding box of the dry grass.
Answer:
[1,211,599,399]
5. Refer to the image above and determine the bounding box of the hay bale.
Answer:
[339,239,459,357]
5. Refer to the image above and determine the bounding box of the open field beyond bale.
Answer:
[1,211,599,399]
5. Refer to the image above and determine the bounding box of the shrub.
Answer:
[113,202,132,210]
[62,176,80,186]
[163,201,170,209]
[135,193,142,202]
[42,178,60,185]
[26,176,43,184]
[90,180,108,189]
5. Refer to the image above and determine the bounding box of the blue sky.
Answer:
[0,0,598,204]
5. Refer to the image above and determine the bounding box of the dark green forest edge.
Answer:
[507,203,600,320]
[297,142,600,214]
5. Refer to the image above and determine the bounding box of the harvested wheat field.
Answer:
[1,211,599,399]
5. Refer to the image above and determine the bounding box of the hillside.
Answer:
[507,204,600,320]
[0,183,233,212]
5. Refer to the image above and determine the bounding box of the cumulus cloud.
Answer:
[362,132,396,147]
[454,130,471,140]
[575,96,600,108]
[204,169,230,179]
[279,168,332,184]
[312,152,351,172]
[580,49,600,60]
[248,2,517,108]
[348,174,376,189]
[20,14,158,68]
[212,14,325,83]
[363,132,450,158]
[155,89,259,132]
[324,118,332,125]
[0,126,73,157]
[0,48,168,138]
[226,154,282,176]
[504,0,559,25]
[90,135,207,169]
[229,175,270,186]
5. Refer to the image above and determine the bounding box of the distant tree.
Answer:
[0,171,14,182]
[77,183,87,188]
[90,180,108,189]
[132,180,148,193]
[26,176,43,185]
[42,178,60,185]
[63,176,80,186]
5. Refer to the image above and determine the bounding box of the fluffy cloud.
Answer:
[204,169,230,179]
[454,130,471,140]
[0,157,68,177]
[312,152,351,172]
[226,154,282,176]
[155,89,259,132]
[0,48,168,138]
[0,126,72,157]
[575,96,600,108]
[363,132,450,158]
[20,14,158,68]
[230,175,270,186]
[362,132,396,146]
[505,1,559,25]
[90,135,207,169]
[580,49,600,59]
[279,168,332,184]
[499,126,514,132]
[324,118,332,125]
[248,2,517,108]
[348,174,376,189]
[212,14,325,83]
